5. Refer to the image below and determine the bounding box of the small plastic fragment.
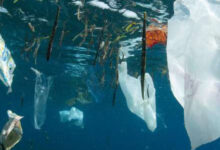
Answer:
[59,107,84,127]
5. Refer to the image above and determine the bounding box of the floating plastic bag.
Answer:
[0,35,16,92]
[31,68,53,130]
[0,110,23,150]
[167,0,220,149]
[59,107,84,127]
[118,61,156,132]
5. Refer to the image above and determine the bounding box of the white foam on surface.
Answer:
[88,0,117,11]
[87,0,140,19]
[119,37,141,59]
[72,1,83,7]
[119,9,140,20]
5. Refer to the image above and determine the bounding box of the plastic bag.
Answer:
[0,35,16,92]
[118,61,157,132]
[31,68,53,130]
[167,0,220,149]
[0,110,23,150]
[59,107,84,127]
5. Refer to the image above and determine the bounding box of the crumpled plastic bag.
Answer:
[59,107,84,128]
[118,61,157,132]
[0,35,16,92]
[31,68,53,130]
[167,0,220,149]
[0,110,23,150]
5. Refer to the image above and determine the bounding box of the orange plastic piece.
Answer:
[146,25,167,48]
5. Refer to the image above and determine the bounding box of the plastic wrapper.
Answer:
[118,61,156,132]
[31,68,53,130]
[146,24,167,48]
[0,110,23,150]
[0,35,16,92]
[167,0,220,149]
[59,107,84,127]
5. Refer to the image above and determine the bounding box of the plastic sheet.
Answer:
[0,35,16,92]
[59,107,84,127]
[31,68,53,130]
[118,61,156,132]
[0,110,23,150]
[167,0,220,149]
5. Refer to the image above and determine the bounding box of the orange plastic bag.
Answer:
[146,25,167,48]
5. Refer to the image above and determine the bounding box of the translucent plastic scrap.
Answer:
[167,0,220,149]
[0,35,16,92]
[118,62,156,132]
[0,110,23,150]
[31,68,53,130]
[59,107,84,127]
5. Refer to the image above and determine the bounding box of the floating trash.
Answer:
[118,61,157,132]
[59,107,84,128]
[167,0,220,149]
[31,68,53,130]
[0,34,16,93]
[0,110,23,150]
[0,7,8,14]
[146,24,167,48]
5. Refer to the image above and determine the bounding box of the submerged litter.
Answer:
[59,107,84,127]
[0,7,8,14]
[146,24,167,48]
[0,110,23,150]
[167,0,220,149]
[118,61,157,132]
[0,34,16,93]
[31,68,53,130]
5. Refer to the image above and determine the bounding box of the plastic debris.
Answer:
[167,0,220,149]
[0,35,16,92]
[31,68,53,130]
[118,61,156,132]
[59,107,84,127]
[0,110,23,150]
[0,7,8,14]
[146,24,167,48]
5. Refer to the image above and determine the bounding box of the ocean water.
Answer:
[0,0,220,150]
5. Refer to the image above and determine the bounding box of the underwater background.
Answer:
[0,0,220,150]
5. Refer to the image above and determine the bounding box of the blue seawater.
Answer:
[0,0,220,150]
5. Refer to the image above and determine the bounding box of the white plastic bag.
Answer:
[118,61,157,132]
[167,0,220,149]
